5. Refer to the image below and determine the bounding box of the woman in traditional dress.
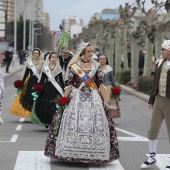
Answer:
[99,55,121,118]
[10,48,44,118]
[32,52,65,126]
[44,42,120,164]
[0,70,4,124]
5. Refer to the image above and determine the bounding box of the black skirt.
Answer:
[35,81,61,125]
[20,75,38,111]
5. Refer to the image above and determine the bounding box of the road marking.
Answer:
[16,125,22,131]
[88,160,124,170]
[10,134,18,142]
[19,118,25,122]
[146,154,170,169]
[116,127,148,141]
[0,134,18,143]
[14,151,51,170]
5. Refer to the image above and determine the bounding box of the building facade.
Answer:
[62,15,83,38]
[17,0,43,22]
[89,8,121,25]
[42,11,50,28]
[101,8,120,20]
[2,0,15,21]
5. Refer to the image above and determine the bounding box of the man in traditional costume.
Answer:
[59,47,72,79]
[141,40,170,169]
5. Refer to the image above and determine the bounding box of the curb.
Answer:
[4,67,23,79]
[120,84,149,102]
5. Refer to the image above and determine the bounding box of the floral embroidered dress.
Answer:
[44,60,119,164]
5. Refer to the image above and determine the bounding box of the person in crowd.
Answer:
[0,52,5,67]
[0,69,4,124]
[5,48,13,73]
[44,51,50,60]
[31,52,65,127]
[44,42,119,164]
[12,52,18,67]
[69,51,74,58]
[127,52,131,68]
[92,53,99,61]
[138,50,145,75]
[10,48,44,118]
[19,50,23,65]
[59,47,72,79]
[151,53,156,76]
[94,47,101,58]
[99,55,120,118]
[140,40,170,169]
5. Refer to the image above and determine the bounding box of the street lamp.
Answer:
[14,0,17,54]
[23,9,26,50]
[32,27,41,49]
[28,8,42,53]
[35,33,42,48]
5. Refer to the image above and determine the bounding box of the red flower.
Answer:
[14,80,24,88]
[33,84,43,92]
[112,87,121,95]
[57,100,61,105]
[57,97,70,105]
[60,97,70,104]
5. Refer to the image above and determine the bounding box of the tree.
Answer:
[119,3,137,71]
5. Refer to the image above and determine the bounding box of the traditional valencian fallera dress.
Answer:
[45,59,120,164]
[32,58,65,126]
[102,65,121,118]
[10,50,44,118]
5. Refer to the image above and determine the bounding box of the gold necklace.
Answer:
[81,59,90,68]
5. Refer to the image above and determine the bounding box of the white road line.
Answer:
[16,125,22,131]
[116,127,148,141]
[146,154,170,170]
[19,118,25,122]
[14,151,51,170]
[10,134,18,142]
[88,160,124,170]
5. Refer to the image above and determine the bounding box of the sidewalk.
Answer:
[0,60,24,78]
[120,84,149,102]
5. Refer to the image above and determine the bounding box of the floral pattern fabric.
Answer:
[44,65,119,164]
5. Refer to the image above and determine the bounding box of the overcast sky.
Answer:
[43,0,164,30]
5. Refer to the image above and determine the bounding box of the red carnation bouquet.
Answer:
[33,84,43,93]
[112,85,121,101]
[55,96,70,133]
[57,96,70,106]
[32,84,43,101]
[14,80,24,89]
[14,80,24,97]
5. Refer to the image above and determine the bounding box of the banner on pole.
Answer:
[53,31,61,52]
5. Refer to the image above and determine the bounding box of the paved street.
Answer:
[0,69,169,170]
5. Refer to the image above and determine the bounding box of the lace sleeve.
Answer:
[66,66,75,86]
[95,66,104,88]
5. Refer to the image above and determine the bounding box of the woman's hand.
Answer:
[103,100,108,108]
[64,86,72,98]
[148,104,153,109]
